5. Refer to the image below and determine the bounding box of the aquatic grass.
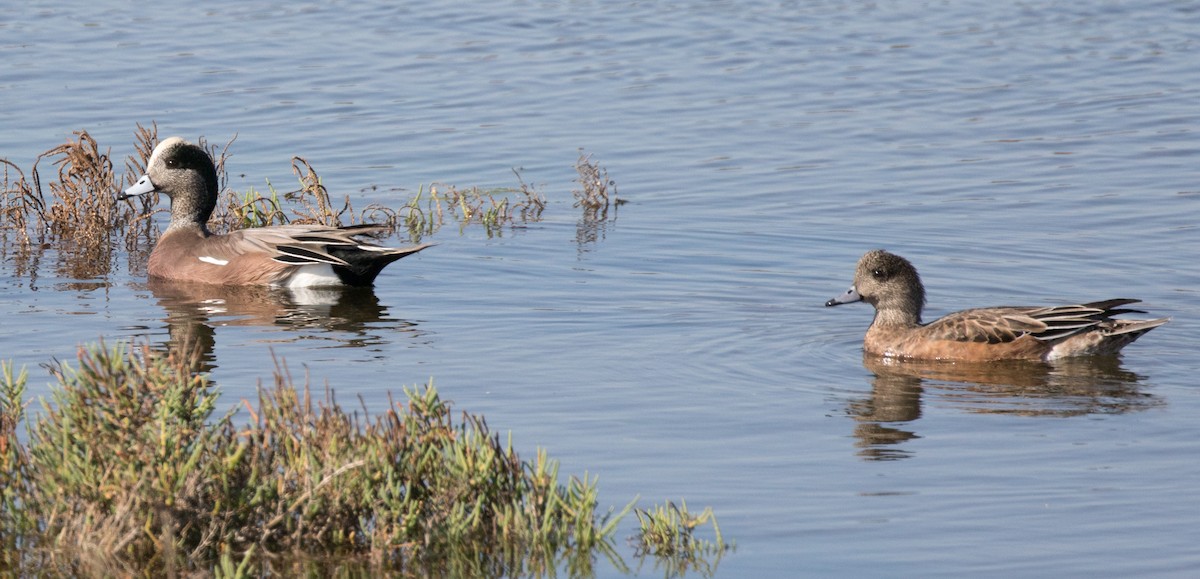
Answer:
[118,124,167,255]
[430,171,544,237]
[0,343,721,575]
[632,500,732,577]
[0,159,37,245]
[389,171,545,241]
[207,155,349,232]
[36,133,125,243]
[573,150,620,214]
[207,156,545,241]
[573,150,621,247]
[0,124,160,280]
[226,182,288,230]
[0,129,149,279]
[284,156,355,227]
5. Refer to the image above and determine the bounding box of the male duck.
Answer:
[826,249,1168,362]
[119,137,430,287]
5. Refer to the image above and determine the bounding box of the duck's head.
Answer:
[119,137,219,228]
[827,249,926,323]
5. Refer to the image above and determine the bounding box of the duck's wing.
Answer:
[226,224,420,266]
[923,299,1149,344]
[922,307,1052,344]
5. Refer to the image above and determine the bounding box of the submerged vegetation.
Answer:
[0,130,151,280]
[633,501,730,577]
[396,172,546,240]
[0,344,729,576]
[572,150,623,247]
[218,155,547,241]
[573,149,620,215]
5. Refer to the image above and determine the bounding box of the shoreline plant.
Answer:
[0,343,728,576]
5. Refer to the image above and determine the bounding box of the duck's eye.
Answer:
[871,268,888,280]
[166,159,178,168]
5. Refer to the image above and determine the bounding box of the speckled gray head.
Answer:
[117,136,188,200]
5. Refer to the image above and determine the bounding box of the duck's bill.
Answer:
[117,173,156,200]
[825,286,861,307]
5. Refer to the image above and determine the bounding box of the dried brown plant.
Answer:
[285,157,355,227]
[34,131,134,278]
[572,151,620,248]
[119,124,162,246]
[572,150,618,212]
[0,159,38,244]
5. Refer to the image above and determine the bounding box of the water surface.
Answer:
[3,1,1198,576]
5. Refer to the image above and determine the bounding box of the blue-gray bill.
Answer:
[826,286,861,307]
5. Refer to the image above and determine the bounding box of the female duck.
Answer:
[826,250,1167,362]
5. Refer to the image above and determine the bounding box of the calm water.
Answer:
[3,1,1199,576]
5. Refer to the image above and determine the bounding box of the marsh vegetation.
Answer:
[0,344,728,576]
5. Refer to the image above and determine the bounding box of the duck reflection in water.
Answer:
[148,279,422,375]
[849,354,1163,461]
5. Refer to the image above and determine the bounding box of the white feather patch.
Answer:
[284,264,342,288]
[198,256,229,266]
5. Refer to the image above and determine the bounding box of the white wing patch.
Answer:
[198,256,230,266]
[284,264,341,288]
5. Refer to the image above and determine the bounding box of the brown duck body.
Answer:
[146,222,428,287]
[828,250,1168,362]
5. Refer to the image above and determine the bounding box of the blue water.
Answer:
[2,1,1199,576]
